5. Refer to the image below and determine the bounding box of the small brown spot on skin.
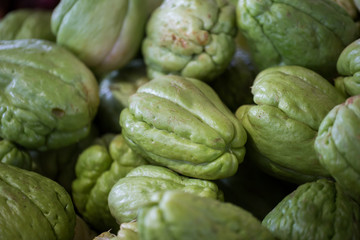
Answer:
[52,108,65,118]
[196,31,209,46]
[208,14,211,18]
[172,34,176,41]
[179,38,187,48]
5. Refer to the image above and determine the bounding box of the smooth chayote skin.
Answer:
[120,75,247,180]
[0,139,32,170]
[262,179,360,240]
[235,65,346,183]
[315,95,360,203]
[0,9,55,41]
[142,0,237,81]
[236,0,359,77]
[0,39,99,151]
[108,165,224,225]
[336,38,360,97]
[138,190,276,240]
[51,0,162,75]
[97,59,149,134]
[72,134,147,232]
[0,162,76,240]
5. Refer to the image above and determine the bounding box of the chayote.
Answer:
[0,9,55,41]
[0,162,76,240]
[335,38,360,97]
[94,222,139,240]
[73,215,97,240]
[72,134,147,232]
[262,178,360,240]
[0,39,99,151]
[236,0,359,77]
[315,95,360,203]
[142,0,237,81]
[137,190,276,240]
[0,139,32,170]
[120,75,247,180]
[333,0,359,19]
[97,59,149,134]
[51,0,162,75]
[236,65,346,183]
[108,165,224,225]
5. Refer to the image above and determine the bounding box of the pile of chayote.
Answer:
[0,0,360,239]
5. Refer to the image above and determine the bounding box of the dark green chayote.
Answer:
[236,0,359,77]
[142,0,237,81]
[262,179,360,240]
[120,75,247,180]
[108,165,224,225]
[315,95,360,203]
[0,139,32,170]
[0,39,99,151]
[236,65,345,183]
[0,162,76,240]
[138,190,276,240]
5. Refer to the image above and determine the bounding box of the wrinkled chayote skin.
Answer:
[315,95,360,203]
[94,222,139,240]
[138,190,276,240]
[0,39,99,151]
[236,65,346,183]
[120,75,247,180]
[335,38,360,97]
[0,9,55,41]
[72,134,147,232]
[108,165,224,225]
[0,162,76,240]
[262,179,360,240]
[142,0,237,81]
[51,0,162,75]
[236,0,359,77]
[97,59,149,134]
[0,139,32,170]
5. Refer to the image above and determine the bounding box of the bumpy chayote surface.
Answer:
[0,39,99,151]
[0,139,32,170]
[120,75,247,180]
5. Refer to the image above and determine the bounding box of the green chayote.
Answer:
[333,0,359,19]
[262,179,360,240]
[94,222,139,240]
[0,162,76,240]
[120,75,247,180]
[335,38,360,97]
[51,0,162,75]
[0,39,99,151]
[138,190,276,240]
[0,9,55,41]
[0,139,32,170]
[108,165,224,225]
[236,0,359,77]
[72,134,147,232]
[236,65,345,183]
[142,0,237,81]
[315,95,360,203]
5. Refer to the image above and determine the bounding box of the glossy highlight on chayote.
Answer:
[0,162,76,240]
[236,65,345,183]
[138,190,276,240]
[236,0,359,76]
[0,39,99,151]
[142,0,237,81]
[108,165,224,225]
[262,179,360,240]
[315,95,360,203]
[120,75,247,180]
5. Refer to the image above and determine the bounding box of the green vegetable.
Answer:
[0,139,32,170]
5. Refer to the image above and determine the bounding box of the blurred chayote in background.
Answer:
[236,0,359,77]
[335,38,360,97]
[108,165,224,225]
[0,39,99,151]
[120,75,247,180]
[333,0,359,19]
[142,0,237,81]
[51,0,162,75]
[0,139,32,170]
[262,179,360,240]
[0,162,76,240]
[0,8,55,41]
[236,65,345,183]
[72,134,147,232]
[137,190,277,240]
[315,95,360,203]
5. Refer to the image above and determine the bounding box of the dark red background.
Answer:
[0,0,60,19]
